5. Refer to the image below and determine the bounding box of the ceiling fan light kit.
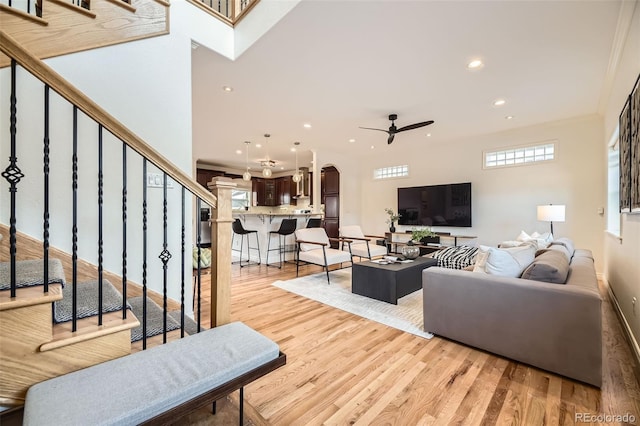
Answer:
[359,113,434,144]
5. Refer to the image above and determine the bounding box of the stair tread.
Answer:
[54,279,131,323]
[0,283,63,311]
[42,310,139,352]
[0,259,65,291]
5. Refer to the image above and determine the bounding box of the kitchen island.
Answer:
[231,212,324,265]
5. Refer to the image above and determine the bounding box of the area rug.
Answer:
[272,268,433,339]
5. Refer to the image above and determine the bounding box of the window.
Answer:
[607,129,620,235]
[483,141,556,169]
[373,165,409,180]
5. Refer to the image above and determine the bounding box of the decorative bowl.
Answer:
[401,245,420,260]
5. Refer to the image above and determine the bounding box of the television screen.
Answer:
[397,183,472,227]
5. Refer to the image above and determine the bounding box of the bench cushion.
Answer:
[23,321,279,426]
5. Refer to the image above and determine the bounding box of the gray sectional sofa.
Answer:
[422,241,602,387]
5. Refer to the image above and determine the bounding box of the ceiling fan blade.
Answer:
[395,120,434,133]
[387,133,395,144]
[359,126,390,134]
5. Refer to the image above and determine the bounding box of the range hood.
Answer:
[294,167,310,199]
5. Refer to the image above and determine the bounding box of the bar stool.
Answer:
[306,218,322,228]
[266,218,298,268]
[232,219,261,267]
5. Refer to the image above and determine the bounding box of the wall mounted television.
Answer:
[397,182,472,227]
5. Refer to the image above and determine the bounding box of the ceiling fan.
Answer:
[359,114,434,144]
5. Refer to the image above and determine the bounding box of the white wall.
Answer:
[358,115,606,271]
[602,2,640,353]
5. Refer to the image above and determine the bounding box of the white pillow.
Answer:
[472,249,490,273]
[516,230,531,242]
[474,244,536,277]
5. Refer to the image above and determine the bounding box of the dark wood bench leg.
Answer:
[239,387,244,425]
[212,400,216,415]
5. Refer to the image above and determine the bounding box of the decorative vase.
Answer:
[389,223,396,233]
[401,245,420,259]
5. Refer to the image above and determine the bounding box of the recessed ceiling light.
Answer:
[493,99,506,106]
[349,138,356,143]
[303,123,312,129]
[290,147,297,152]
[255,143,262,148]
[235,149,242,154]
[505,115,514,120]
[222,86,233,92]
[426,133,431,137]
[370,145,375,150]
[280,167,284,170]
[467,59,483,70]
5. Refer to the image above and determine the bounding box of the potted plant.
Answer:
[409,227,438,245]
[385,208,400,232]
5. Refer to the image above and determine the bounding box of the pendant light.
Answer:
[262,134,273,177]
[292,141,302,183]
[242,141,251,181]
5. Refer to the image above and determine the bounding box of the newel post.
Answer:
[207,177,236,327]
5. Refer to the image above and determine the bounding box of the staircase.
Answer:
[0,9,235,419]
[0,256,138,406]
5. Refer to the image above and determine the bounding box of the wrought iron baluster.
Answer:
[159,172,172,344]
[122,143,127,319]
[180,187,185,338]
[72,106,78,332]
[43,85,50,293]
[2,60,23,298]
[196,198,202,333]
[98,125,104,326]
[142,158,148,349]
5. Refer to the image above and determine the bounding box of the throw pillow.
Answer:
[521,250,570,284]
[193,247,211,269]
[474,244,536,277]
[535,244,571,262]
[432,245,479,269]
[550,237,575,257]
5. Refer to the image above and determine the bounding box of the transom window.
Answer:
[373,165,409,179]
[483,141,556,169]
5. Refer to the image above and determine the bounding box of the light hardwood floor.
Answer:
[179,262,640,426]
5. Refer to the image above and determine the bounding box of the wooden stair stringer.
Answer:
[0,0,169,68]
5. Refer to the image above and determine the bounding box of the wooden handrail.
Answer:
[0,29,216,209]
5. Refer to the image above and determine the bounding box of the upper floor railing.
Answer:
[187,0,258,26]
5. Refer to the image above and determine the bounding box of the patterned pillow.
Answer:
[432,245,479,269]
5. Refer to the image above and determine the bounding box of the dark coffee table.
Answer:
[351,257,437,304]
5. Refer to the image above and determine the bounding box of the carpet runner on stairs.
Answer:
[0,258,65,290]
[54,279,131,323]
[128,296,202,342]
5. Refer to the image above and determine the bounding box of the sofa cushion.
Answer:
[521,250,570,284]
[473,244,536,277]
[432,245,479,269]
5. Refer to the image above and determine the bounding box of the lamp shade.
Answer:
[537,205,565,222]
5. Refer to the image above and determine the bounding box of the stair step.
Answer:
[0,259,65,291]
[41,310,139,352]
[0,284,63,311]
[54,279,130,323]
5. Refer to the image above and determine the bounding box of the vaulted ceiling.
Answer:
[192,0,625,173]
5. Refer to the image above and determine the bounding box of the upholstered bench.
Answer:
[23,321,285,425]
